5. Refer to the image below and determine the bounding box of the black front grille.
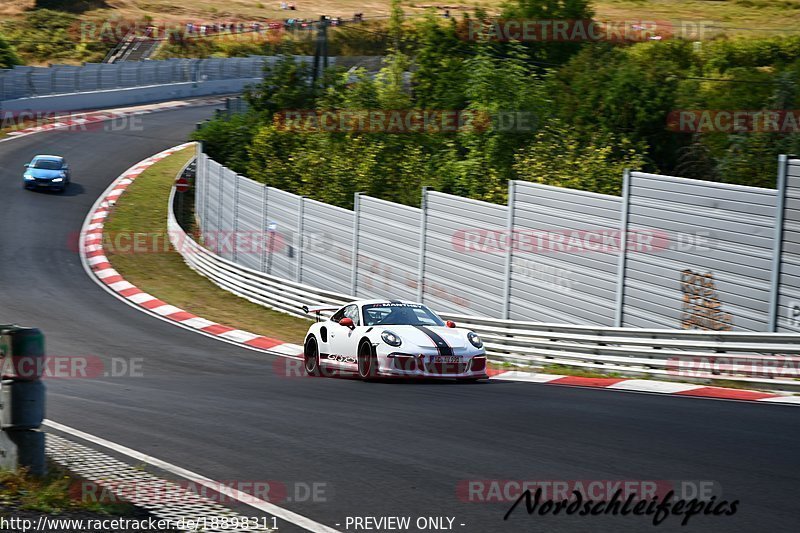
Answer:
[424,362,468,374]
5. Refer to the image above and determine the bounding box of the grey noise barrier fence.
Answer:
[161,146,800,391]
[0,56,330,113]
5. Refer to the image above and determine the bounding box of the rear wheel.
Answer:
[358,341,378,380]
[304,337,321,376]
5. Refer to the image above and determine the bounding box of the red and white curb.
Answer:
[488,370,800,405]
[81,146,800,406]
[79,142,304,359]
[1,97,227,142]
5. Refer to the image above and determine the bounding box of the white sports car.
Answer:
[301,299,488,380]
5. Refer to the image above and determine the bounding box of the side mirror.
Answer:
[62,164,69,170]
[446,320,456,328]
[23,163,29,168]
[339,317,355,329]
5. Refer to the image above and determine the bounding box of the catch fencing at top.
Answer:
[0,56,314,102]
[194,144,800,334]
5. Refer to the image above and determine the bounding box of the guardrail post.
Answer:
[417,187,429,303]
[614,169,632,327]
[233,175,241,263]
[768,154,789,332]
[261,185,270,273]
[216,166,224,250]
[0,326,46,477]
[502,181,516,320]
[297,197,306,283]
[27,69,35,97]
[351,192,362,297]
[201,147,210,240]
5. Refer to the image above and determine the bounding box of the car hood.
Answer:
[380,325,470,350]
[27,169,64,179]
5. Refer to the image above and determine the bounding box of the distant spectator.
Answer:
[280,2,287,9]
[289,3,296,10]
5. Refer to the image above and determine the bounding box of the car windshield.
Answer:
[362,303,445,327]
[31,159,62,170]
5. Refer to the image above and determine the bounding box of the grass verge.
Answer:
[0,462,133,516]
[103,147,310,344]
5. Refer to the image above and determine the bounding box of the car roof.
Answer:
[32,155,63,161]
[353,299,422,307]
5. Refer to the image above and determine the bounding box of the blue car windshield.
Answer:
[363,303,444,327]
[31,160,62,170]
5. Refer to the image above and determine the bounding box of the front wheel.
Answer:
[304,337,321,376]
[358,341,378,380]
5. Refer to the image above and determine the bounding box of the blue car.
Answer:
[23,155,71,192]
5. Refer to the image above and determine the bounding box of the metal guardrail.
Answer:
[169,159,800,392]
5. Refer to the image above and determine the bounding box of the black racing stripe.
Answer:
[414,326,453,356]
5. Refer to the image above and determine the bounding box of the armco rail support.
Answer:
[0,325,46,476]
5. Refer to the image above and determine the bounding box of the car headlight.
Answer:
[468,331,483,349]
[24,174,34,180]
[381,330,402,347]
[52,177,63,182]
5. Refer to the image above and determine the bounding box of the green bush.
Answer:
[0,33,22,69]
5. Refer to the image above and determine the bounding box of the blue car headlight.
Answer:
[381,330,402,347]
[468,331,483,349]
[24,174,34,180]
[52,177,63,182]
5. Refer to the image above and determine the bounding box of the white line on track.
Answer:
[43,419,341,533]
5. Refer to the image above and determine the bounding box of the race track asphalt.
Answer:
[0,106,798,533]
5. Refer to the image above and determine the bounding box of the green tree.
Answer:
[0,33,21,69]
[514,120,646,195]
[245,56,319,116]
[500,0,595,64]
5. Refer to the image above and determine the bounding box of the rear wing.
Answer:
[301,304,341,322]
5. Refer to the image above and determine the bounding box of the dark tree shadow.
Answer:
[33,1,109,14]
